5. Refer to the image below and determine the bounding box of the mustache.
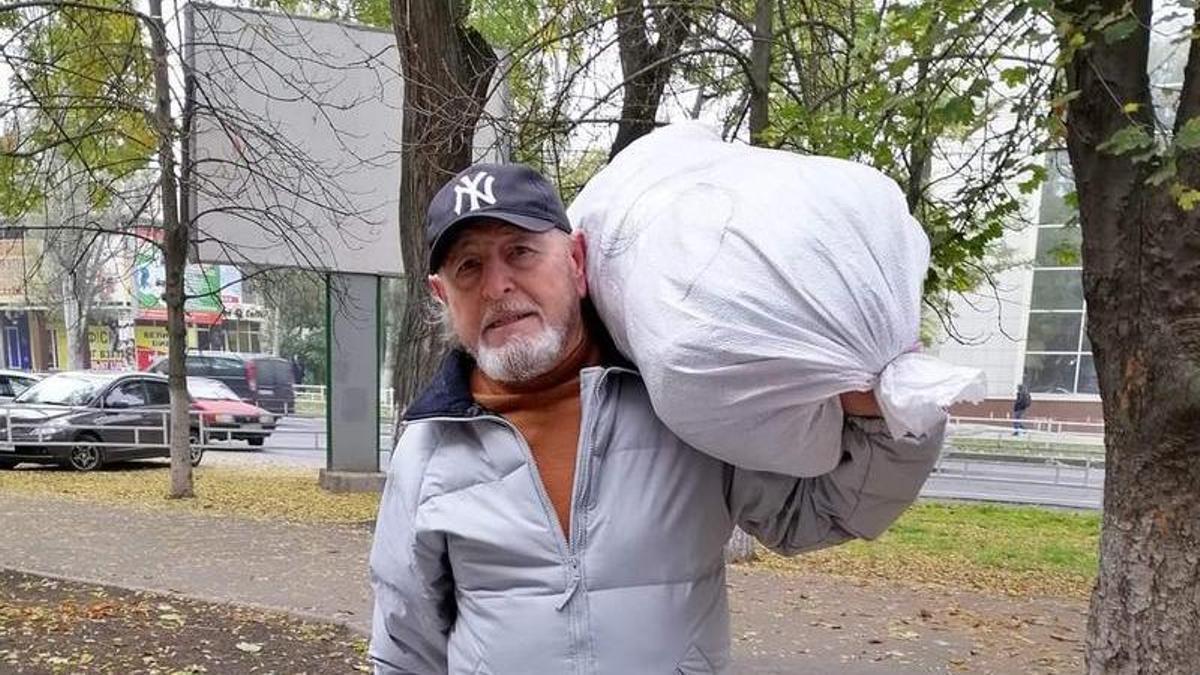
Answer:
[481,301,541,331]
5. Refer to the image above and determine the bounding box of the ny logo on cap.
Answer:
[453,171,497,215]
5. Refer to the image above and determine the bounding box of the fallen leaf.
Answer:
[235,641,263,653]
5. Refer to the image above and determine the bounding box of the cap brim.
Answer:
[429,211,563,272]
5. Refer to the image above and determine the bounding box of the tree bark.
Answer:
[610,0,692,159]
[1058,0,1200,670]
[63,280,90,370]
[148,0,192,499]
[388,0,497,415]
[748,0,773,145]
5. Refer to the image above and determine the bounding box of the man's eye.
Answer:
[456,259,481,276]
[512,246,535,258]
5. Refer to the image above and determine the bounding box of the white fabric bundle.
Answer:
[568,122,984,476]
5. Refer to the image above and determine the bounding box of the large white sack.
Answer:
[568,122,984,476]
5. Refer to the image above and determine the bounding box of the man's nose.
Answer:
[480,259,515,300]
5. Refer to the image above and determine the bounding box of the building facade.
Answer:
[0,228,270,373]
[931,150,1102,424]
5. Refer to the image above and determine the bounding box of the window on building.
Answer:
[1023,153,1099,395]
[223,320,262,354]
[46,328,60,369]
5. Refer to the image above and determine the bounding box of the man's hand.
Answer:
[839,390,881,418]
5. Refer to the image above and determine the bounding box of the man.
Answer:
[370,163,945,674]
[1013,383,1032,436]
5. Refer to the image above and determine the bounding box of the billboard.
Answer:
[186,4,505,277]
[134,238,243,323]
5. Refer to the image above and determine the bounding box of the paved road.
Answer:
[924,456,1103,509]
[203,416,1107,509]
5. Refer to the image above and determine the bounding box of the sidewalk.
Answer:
[0,491,1087,673]
[0,491,373,633]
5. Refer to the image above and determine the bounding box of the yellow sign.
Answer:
[135,324,198,369]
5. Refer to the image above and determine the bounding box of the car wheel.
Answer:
[247,436,265,447]
[188,431,204,467]
[68,435,103,472]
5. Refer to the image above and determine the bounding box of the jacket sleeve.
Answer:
[369,436,455,674]
[726,415,946,556]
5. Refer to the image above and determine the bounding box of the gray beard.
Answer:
[472,323,568,383]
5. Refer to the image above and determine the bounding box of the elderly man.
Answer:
[369,163,945,674]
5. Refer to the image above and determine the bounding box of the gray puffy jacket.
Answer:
[370,351,945,674]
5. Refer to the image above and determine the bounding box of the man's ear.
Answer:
[569,230,588,298]
[427,274,448,305]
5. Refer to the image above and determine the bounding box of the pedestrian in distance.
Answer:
[1013,382,1032,436]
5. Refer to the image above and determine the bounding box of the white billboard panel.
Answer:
[187,4,506,276]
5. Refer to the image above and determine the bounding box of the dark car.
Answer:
[147,352,295,414]
[0,369,40,402]
[0,371,203,472]
[188,377,277,447]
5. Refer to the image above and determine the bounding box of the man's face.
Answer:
[429,221,587,383]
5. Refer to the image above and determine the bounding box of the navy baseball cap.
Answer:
[425,163,572,272]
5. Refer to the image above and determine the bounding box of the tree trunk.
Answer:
[63,280,89,370]
[1057,0,1200,670]
[388,0,497,416]
[148,0,192,499]
[610,1,691,159]
[747,0,773,145]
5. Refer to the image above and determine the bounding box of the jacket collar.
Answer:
[403,349,479,421]
[403,302,634,422]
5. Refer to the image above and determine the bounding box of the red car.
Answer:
[188,377,276,447]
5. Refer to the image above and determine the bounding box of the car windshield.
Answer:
[15,375,103,406]
[188,378,241,401]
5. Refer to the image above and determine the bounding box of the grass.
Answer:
[1,468,1099,598]
[947,435,1104,459]
[750,501,1100,599]
[0,465,381,524]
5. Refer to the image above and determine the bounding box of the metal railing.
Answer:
[290,384,395,418]
[0,403,393,457]
[924,418,1107,509]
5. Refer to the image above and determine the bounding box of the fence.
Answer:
[0,403,393,462]
[0,400,1108,509]
[924,416,1106,509]
[292,384,395,419]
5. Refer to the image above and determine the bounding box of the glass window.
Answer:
[16,374,103,406]
[145,380,170,406]
[1023,354,1079,394]
[1030,270,1084,310]
[105,381,147,408]
[11,377,35,396]
[1026,312,1083,352]
[188,377,241,400]
[1077,355,1099,394]
[184,355,211,376]
[1038,150,1076,225]
[0,378,12,397]
[210,357,244,378]
[1034,226,1082,267]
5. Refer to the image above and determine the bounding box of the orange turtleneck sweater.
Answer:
[471,332,602,538]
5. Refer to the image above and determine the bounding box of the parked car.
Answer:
[189,377,276,447]
[147,352,295,414]
[0,369,41,402]
[0,371,202,472]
